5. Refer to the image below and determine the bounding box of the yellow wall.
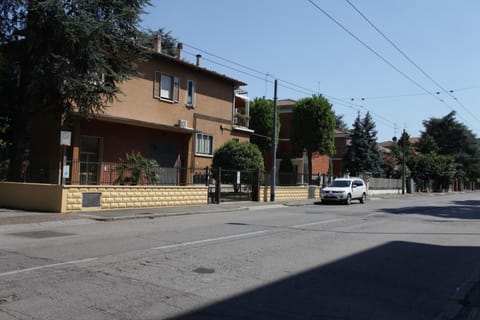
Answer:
[259,186,320,202]
[0,182,208,213]
[64,185,208,212]
[0,182,64,212]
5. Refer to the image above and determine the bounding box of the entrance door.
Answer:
[148,143,180,185]
[79,136,101,185]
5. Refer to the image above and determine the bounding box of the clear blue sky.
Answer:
[140,0,480,142]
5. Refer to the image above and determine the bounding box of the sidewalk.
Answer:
[0,200,311,226]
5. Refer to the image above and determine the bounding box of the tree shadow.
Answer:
[165,241,480,320]
[379,200,480,220]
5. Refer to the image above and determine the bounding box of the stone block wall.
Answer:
[64,185,208,212]
[259,186,320,202]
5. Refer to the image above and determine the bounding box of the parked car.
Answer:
[321,177,367,204]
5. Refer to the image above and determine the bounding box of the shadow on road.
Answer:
[166,241,480,320]
[379,200,480,220]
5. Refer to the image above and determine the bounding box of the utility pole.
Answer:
[270,79,278,202]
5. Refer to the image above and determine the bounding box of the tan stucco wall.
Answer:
[0,182,64,212]
[259,186,320,202]
[64,185,208,212]
[98,58,250,169]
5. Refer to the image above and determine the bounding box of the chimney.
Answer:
[177,42,183,60]
[196,54,202,66]
[153,35,162,53]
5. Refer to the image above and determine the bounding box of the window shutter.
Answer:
[153,71,160,98]
[173,77,180,102]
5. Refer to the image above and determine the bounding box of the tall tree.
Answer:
[420,111,480,181]
[389,130,415,179]
[0,0,150,181]
[136,28,179,56]
[335,113,349,131]
[291,95,336,184]
[343,112,383,177]
[249,98,280,153]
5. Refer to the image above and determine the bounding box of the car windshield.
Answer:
[330,180,351,188]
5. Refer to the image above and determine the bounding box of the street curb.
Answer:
[80,203,292,222]
[80,206,252,222]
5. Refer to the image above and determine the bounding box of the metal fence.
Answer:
[368,177,402,190]
[63,161,210,186]
[264,172,333,187]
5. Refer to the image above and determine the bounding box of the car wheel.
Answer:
[360,193,366,204]
[345,194,351,205]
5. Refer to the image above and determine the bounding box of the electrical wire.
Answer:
[344,0,480,124]
[183,48,395,129]
[306,0,476,130]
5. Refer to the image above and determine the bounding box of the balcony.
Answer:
[233,90,250,128]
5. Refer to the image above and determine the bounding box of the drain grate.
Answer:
[226,222,249,226]
[8,230,75,239]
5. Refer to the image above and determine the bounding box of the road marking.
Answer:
[0,219,344,276]
[152,230,270,250]
[0,258,98,278]
[292,218,344,229]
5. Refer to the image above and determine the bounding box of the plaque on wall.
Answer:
[82,193,101,207]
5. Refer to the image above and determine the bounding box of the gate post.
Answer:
[215,167,221,204]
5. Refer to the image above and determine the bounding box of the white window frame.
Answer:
[195,133,213,157]
[154,71,179,103]
[186,80,196,107]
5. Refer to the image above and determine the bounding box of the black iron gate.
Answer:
[208,168,261,203]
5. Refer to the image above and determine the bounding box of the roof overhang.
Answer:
[92,114,196,134]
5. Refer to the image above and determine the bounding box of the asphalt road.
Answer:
[1,193,480,319]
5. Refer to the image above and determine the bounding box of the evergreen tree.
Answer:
[136,28,179,56]
[0,0,150,181]
[420,111,480,181]
[335,113,349,131]
[343,112,383,177]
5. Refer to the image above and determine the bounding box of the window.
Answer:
[196,133,213,156]
[154,71,179,102]
[186,80,196,107]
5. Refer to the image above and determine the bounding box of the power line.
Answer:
[306,0,476,130]
[184,46,395,130]
[344,0,480,124]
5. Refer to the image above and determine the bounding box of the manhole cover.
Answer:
[8,231,75,239]
[193,267,215,274]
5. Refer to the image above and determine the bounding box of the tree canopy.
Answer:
[0,0,150,180]
[249,98,280,153]
[335,113,349,131]
[136,27,179,56]
[420,111,480,181]
[343,112,383,177]
[291,95,336,183]
[212,140,264,173]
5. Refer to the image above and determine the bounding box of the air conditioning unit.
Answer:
[179,119,188,129]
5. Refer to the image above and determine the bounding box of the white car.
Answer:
[321,177,367,205]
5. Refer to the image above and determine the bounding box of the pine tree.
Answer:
[343,112,383,177]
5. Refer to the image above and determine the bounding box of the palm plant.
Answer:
[114,151,160,185]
